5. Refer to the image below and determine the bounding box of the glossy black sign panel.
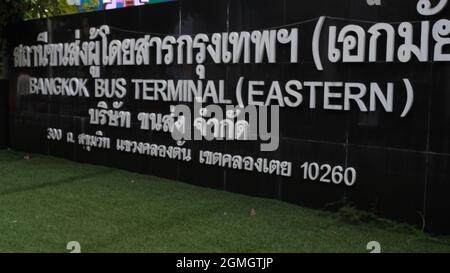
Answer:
[6,0,450,234]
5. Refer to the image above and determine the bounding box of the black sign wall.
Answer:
[6,0,450,234]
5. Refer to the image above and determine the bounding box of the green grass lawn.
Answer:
[0,150,449,253]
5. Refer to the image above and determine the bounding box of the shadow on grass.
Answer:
[0,170,111,196]
[320,203,450,248]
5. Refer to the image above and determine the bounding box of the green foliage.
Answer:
[24,0,79,20]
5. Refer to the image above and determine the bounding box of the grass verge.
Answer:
[0,150,449,253]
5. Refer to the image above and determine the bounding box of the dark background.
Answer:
[5,0,450,234]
